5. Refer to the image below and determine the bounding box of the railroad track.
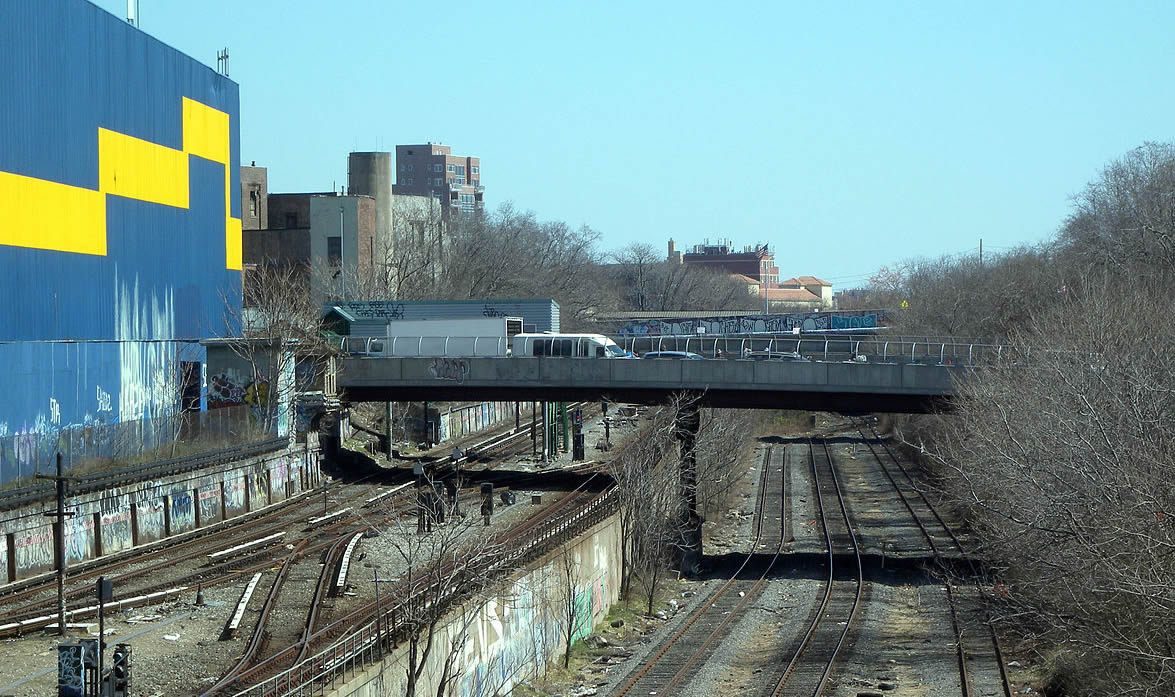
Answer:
[0,475,398,632]
[765,438,863,697]
[614,444,787,697]
[202,472,617,696]
[860,425,1012,697]
[0,401,570,633]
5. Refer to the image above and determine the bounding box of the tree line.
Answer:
[871,142,1175,695]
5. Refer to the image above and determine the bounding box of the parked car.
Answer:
[745,350,809,362]
[641,351,705,360]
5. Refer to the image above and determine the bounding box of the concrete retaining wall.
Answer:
[0,444,323,585]
[330,513,623,697]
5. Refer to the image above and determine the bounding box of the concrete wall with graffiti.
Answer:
[434,402,534,444]
[608,310,887,336]
[0,445,321,585]
[334,515,623,697]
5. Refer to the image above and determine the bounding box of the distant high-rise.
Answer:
[393,143,483,215]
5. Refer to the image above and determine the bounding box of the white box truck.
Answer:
[381,317,523,357]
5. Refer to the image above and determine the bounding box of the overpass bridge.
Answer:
[337,355,969,413]
[333,337,992,563]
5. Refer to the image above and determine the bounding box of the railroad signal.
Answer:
[110,643,132,696]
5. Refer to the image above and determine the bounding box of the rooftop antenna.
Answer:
[216,48,230,77]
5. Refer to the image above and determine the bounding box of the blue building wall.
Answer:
[0,0,241,479]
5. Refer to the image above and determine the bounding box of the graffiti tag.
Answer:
[429,358,470,384]
[95,386,113,413]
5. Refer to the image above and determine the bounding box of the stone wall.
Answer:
[0,444,323,584]
[328,513,623,697]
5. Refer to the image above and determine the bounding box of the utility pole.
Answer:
[979,238,983,267]
[36,453,75,637]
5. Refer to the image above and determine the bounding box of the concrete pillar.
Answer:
[674,396,703,573]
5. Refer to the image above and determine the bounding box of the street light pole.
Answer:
[365,562,382,649]
[338,205,345,299]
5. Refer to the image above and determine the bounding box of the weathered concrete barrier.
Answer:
[327,513,623,697]
[0,443,323,585]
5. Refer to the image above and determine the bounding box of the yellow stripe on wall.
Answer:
[0,96,241,269]
[182,97,230,164]
[98,128,189,208]
[0,170,107,256]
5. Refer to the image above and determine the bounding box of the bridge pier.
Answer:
[674,395,703,574]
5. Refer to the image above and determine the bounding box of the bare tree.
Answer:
[552,545,589,669]
[904,281,1175,695]
[224,262,334,436]
[374,479,500,697]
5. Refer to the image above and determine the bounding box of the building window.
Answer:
[433,177,443,187]
[471,179,479,188]
[405,177,414,185]
[471,166,479,174]
[327,236,341,266]
[456,165,465,175]
[446,164,455,172]
[454,176,465,186]
[248,187,259,216]
[284,212,298,228]
[432,163,443,173]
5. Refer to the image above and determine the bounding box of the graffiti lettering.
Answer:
[615,310,884,336]
[343,301,405,320]
[428,358,470,384]
[49,398,61,425]
[481,304,505,318]
[95,386,113,413]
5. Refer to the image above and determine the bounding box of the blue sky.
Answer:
[95,1,1175,289]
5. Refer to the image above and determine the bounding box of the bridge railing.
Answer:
[334,335,509,357]
[617,334,1006,365]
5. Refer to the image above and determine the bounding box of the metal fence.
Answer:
[619,334,1007,365]
[0,405,275,486]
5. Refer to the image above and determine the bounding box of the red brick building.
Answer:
[678,239,779,286]
[394,143,483,216]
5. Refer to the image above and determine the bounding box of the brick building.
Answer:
[393,143,483,215]
[678,239,779,286]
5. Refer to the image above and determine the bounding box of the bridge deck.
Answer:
[338,357,964,412]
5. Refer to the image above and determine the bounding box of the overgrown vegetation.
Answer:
[869,142,1175,696]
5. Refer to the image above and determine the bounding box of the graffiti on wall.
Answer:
[250,469,269,509]
[99,495,133,555]
[429,358,469,384]
[614,310,883,337]
[198,484,222,525]
[13,526,53,578]
[224,474,246,515]
[134,497,166,544]
[343,302,405,320]
[63,514,94,565]
[270,457,289,502]
[169,489,194,534]
[208,368,269,410]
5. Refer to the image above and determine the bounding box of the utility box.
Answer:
[57,643,88,697]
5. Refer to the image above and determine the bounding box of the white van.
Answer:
[511,333,631,358]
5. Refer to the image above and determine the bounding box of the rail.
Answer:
[226,481,620,697]
[620,334,1006,365]
[335,335,509,357]
[339,332,1009,366]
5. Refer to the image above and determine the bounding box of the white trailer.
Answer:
[380,317,522,357]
